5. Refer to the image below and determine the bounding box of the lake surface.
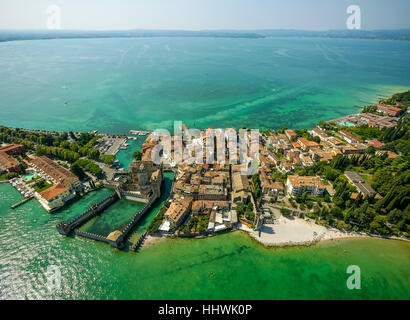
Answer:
[0,37,409,133]
[0,182,409,300]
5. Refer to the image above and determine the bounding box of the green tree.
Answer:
[133,150,142,160]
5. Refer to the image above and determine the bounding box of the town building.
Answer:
[191,200,230,216]
[344,171,376,197]
[231,171,251,203]
[285,129,298,141]
[327,137,344,147]
[310,128,329,140]
[297,137,319,150]
[376,150,398,159]
[0,144,25,155]
[164,199,192,228]
[376,104,403,117]
[286,175,326,196]
[196,184,227,201]
[367,139,384,148]
[0,144,25,173]
[0,151,20,173]
[338,130,362,144]
[259,167,284,197]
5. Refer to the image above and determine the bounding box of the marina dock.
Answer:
[129,130,150,136]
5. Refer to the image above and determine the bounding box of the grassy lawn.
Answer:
[359,173,373,185]
[0,173,7,180]
[34,181,53,193]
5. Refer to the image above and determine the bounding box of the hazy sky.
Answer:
[0,0,409,31]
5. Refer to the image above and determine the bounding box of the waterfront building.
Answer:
[30,156,81,192]
[35,183,74,212]
[286,175,326,196]
[360,113,398,128]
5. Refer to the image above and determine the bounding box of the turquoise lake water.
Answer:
[0,182,409,300]
[0,37,409,133]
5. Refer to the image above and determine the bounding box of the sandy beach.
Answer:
[140,217,408,250]
[141,234,166,248]
[242,216,380,247]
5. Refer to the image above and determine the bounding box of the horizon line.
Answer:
[1,28,410,32]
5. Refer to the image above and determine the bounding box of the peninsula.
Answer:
[1,90,409,250]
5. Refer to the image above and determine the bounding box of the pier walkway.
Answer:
[11,196,33,209]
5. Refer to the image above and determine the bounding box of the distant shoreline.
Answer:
[1,29,410,44]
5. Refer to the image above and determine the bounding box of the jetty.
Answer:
[56,193,118,235]
[11,196,33,209]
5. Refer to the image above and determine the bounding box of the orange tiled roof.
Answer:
[0,151,20,171]
[40,184,68,201]
[297,138,319,147]
[287,175,325,189]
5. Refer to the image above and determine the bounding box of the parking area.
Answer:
[95,136,127,155]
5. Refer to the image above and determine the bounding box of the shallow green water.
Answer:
[81,199,145,237]
[0,182,409,300]
[0,37,409,133]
